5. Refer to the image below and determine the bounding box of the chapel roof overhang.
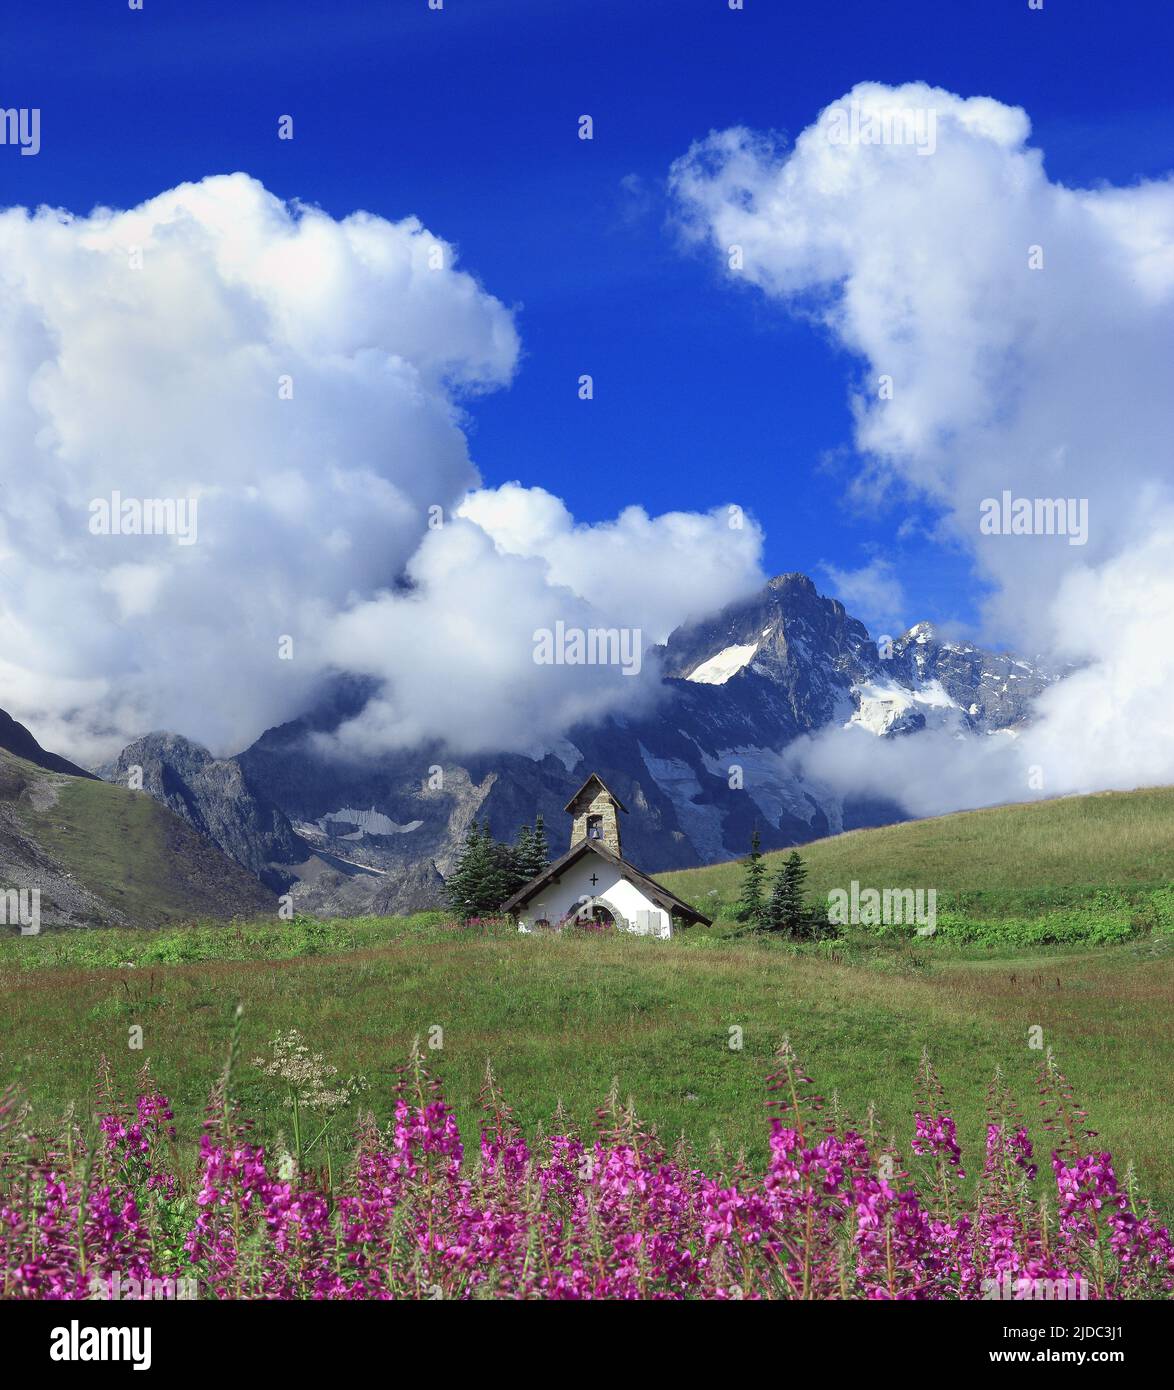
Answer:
[499,838,712,926]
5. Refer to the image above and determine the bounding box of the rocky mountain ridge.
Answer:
[93,572,1063,915]
[0,712,274,929]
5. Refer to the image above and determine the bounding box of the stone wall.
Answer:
[569,787,622,857]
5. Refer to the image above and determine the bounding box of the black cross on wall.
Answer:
[589,873,599,886]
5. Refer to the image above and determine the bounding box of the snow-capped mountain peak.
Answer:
[107,573,1065,910]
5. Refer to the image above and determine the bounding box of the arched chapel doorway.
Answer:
[570,897,618,930]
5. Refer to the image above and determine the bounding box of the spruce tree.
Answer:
[764,863,787,933]
[484,840,523,912]
[446,813,555,920]
[783,850,809,935]
[735,829,767,926]
[530,812,549,876]
[514,824,535,883]
[444,820,487,920]
[478,820,509,915]
[767,850,808,935]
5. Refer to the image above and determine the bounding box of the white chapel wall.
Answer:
[516,855,671,938]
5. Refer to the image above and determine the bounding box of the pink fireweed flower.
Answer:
[912,1112,965,1176]
[1,1053,1169,1300]
[986,1122,1038,1182]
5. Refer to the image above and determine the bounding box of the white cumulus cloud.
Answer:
[0,174,763,765]
[671,82,1174,809]
[819,557,907,636]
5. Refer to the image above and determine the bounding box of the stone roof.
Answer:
[563,772,629,815]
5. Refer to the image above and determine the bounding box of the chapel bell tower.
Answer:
[565,774,628,858]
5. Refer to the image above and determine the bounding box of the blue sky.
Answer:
[4,0,1172,635]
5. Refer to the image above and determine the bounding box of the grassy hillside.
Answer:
[2,786,1171,1221]
[2,917,1172,1215]
[660,787,1174,934]
[1,748,274,927]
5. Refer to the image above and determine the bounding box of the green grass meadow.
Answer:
[3,916,1173,1213]
[2,787,1172,1215]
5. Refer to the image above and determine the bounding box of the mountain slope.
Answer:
[0,712,275,928]
[105,732,307,891]
[0,708,98,779]
[659,785,1174,919]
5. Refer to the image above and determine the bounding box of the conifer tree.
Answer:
[445,813,554,920]
[530,811,549,876]
[735,829,767,926]
[479,819,514,914]
[514,823,535,881]
[485,841,523,912]
[444,820,488,919]
[765,863,787,933]
[766,850,808,935]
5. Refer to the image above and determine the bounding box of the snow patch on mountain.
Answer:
[698,743,839,832]
[685,642,758,685]
[522,737,581,771]
[314,807,424,838]
[849,679,960,736]
[638,742,728,861]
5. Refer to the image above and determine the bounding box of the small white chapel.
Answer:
[501,773,712,937]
